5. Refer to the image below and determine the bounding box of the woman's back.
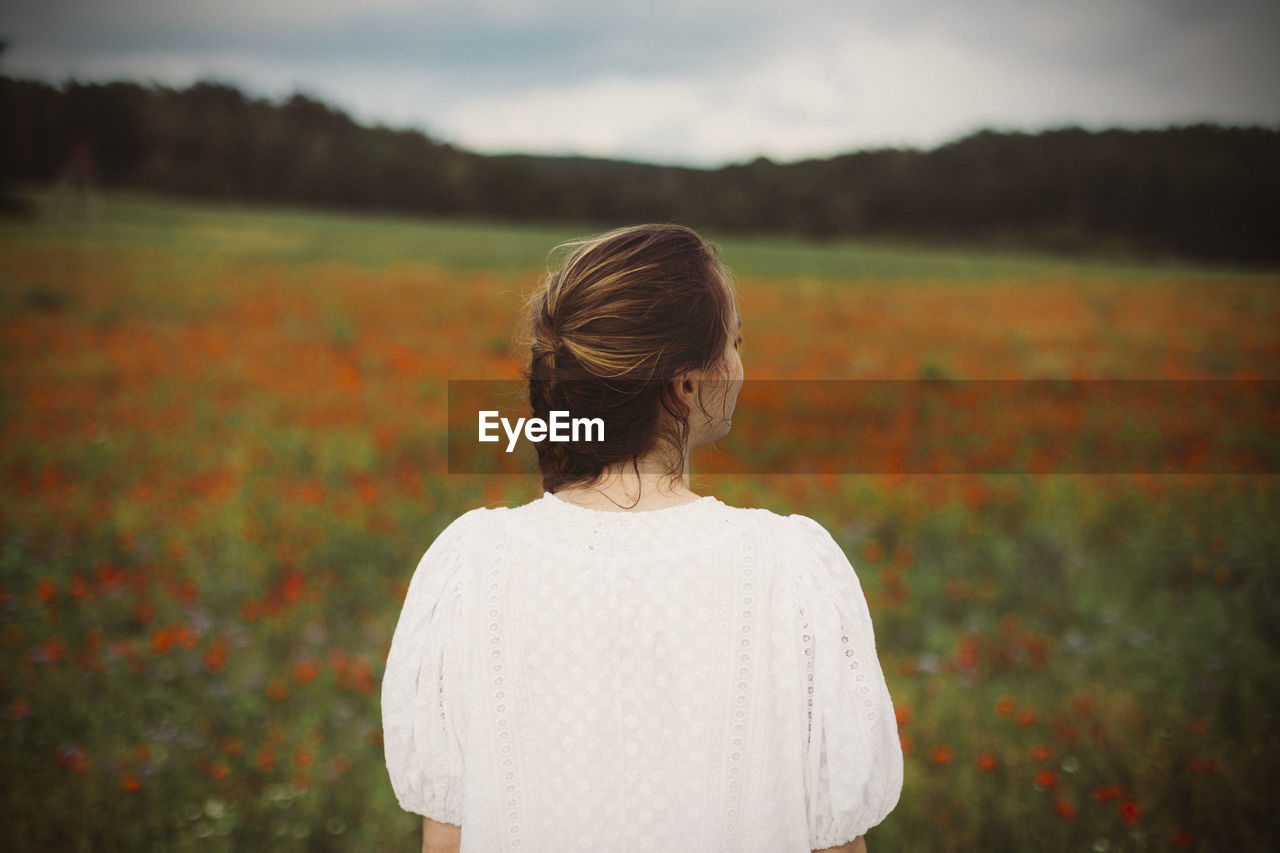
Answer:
[382,493,902,852]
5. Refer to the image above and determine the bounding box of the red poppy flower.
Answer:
[1034,770,1058,788]
[1118,801,1142,826]
[292,658,320,685]
[252,750,274,772]
[1091,784,1124,802]
[1052,799,1077,821]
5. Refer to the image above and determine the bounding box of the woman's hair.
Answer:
[523,224,737,493]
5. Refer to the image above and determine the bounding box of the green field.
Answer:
[1,190,1277,851]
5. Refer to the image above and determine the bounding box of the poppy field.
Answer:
[1,191,1277,851]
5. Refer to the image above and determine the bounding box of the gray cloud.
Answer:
[3,0,1277,165]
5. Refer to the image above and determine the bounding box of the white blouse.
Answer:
[382,493,902,852]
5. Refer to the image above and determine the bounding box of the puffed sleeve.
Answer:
[788,515,903,849]
[381,512,477,823]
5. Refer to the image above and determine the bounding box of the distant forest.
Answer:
[3,75,1278,263]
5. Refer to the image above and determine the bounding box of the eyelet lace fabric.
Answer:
[382,494,902,852]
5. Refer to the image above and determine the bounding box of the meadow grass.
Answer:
[6,185,1262,282]
[1,190,1277,851]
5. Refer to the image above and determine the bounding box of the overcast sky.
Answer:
[4,0,1278,167]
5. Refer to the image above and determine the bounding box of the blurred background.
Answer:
[1,1,1277,850]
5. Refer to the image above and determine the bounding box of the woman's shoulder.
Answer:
[777,511,845,549]
[416,504,513,555]
[697,502,853,569]
[720,503,840,544]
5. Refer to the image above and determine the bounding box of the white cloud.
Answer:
[438,76,704,161]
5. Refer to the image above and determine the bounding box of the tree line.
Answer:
[3,75,1278,263]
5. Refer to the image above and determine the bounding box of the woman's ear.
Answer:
[669,367,698,409]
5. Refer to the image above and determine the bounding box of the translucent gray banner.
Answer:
[447,380,1279,475]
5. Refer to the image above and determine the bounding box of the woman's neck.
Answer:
[552,452,700,512]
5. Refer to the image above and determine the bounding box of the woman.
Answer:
[382,225,902,852]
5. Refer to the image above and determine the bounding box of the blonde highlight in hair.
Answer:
[522,224,737,493]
